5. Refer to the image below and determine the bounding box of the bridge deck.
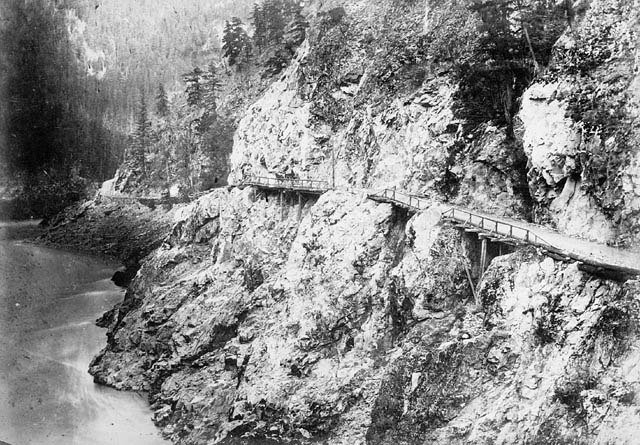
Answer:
[367,189,640,277]
[242,176,328,194]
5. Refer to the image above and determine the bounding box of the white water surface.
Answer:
[0,221,168,445]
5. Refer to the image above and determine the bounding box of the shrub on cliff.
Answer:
[250,0,308,77]
[302,7,353,129]
[435,0,567,134]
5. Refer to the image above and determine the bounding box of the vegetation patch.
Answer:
[424,0,566,135]
[433,140,465,200]
[533,292,565,346]
[300,7,354,130]
[564,81,634,217]
[554,369,599,418]
[356,1,429,106]
[589,297,639,360]
[242,259,265,293]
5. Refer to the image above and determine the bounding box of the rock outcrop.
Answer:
[40,196,176,269]
[230,0,640,246]
[518,0,640,245]
[83,0,640,443]
[89,186,640,444]
[230,0,532,220]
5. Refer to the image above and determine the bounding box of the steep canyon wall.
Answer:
[86,0,640,443]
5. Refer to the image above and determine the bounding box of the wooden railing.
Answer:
[441,207,554,249]
[242,176,329,192]
[369,188,428,212]
[98,177,633,276]
[366,188,554,248]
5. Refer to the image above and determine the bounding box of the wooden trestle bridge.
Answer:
[240,176,640,280]
[98,175,640,279]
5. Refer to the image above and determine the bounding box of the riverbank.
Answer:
[0,174,90,221]
[38,196,178,279]
[0,221,168,445]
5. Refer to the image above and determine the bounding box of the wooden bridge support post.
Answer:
[280,191,284,221]
[480,238,488,274]
[465,265,479,306]
[297,192,302,222]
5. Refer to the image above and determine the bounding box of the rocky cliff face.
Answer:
[519,0,640,245]
[230,0,532,220]
[230,0,640,246]
[90,186,640,444]
[87,0,640,443]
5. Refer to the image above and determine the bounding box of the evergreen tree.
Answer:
[283,10,308,51]
[238,35,253,68]
[199,63,223,132]
[250,0,303,52]
[222,17,252,67]
[452,0,565,135]
[131,94,151,173]
[183,67,203,106]
[261,4,307,76]
[201,63,222,111]
[263,0,286,45]
[175,128,195,188]
[155,83,169,117]
[251,2,267,50]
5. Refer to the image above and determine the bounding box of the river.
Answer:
[0,221,168,445]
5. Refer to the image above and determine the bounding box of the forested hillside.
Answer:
[0,0,252,195]
[34,0,640,443]
[113,0,311,194]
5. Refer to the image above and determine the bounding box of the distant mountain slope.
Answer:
[67,0,255,128]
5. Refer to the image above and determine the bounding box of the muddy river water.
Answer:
[0,221,167,445]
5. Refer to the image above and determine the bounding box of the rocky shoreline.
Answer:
[25,0,640,442]
[61,186,640,444]
[38,196,178,279]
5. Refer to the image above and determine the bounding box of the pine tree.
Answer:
[251,0,302,51]
[199,63,223,132]
[175,128,195,188]
[263,0,286,45]
[222,17,252,67]
[131,94,151,173]
[251,2,267,51]
[155,83,169,117]
[183,67,203,106]
[453,0,565,135]
[283,10,308,51]
[201,63,222,112]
